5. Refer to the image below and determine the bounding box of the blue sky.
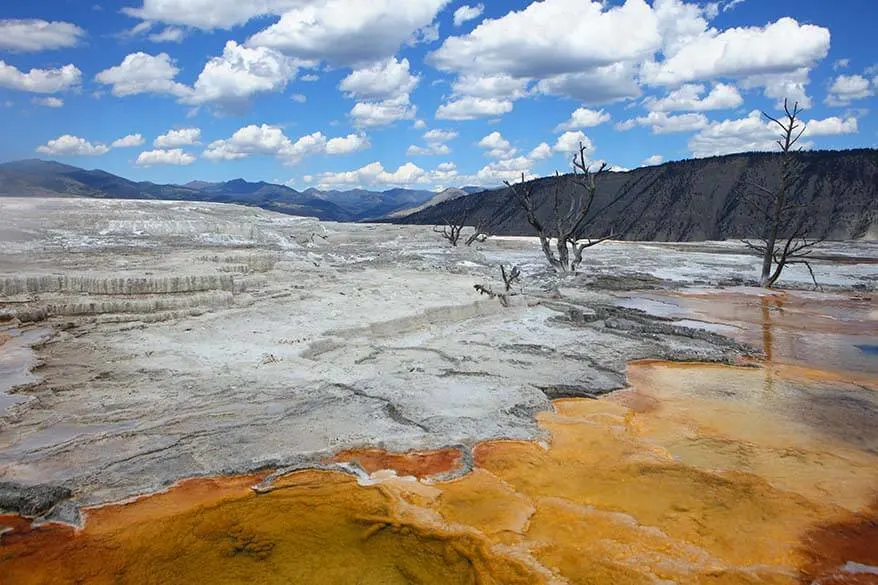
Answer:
[0,0,876,190]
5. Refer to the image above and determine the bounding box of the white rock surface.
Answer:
[0,198,872,509]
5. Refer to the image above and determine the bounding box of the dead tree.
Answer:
[500,265,520,291]
[433,221,464,246]
[474,264,522,307]
[504,142,612,273]
[741,99,823,288]
[464,218,491,246]
[434,213,492,247]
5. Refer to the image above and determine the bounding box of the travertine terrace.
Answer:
[0,197,766,508]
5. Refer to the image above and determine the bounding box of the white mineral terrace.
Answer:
[0,197,875,513]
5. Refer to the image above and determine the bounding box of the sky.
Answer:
[0,0,876,191]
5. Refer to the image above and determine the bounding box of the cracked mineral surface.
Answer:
[0,198,876,584]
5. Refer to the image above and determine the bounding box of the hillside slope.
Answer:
[395,150,878,241]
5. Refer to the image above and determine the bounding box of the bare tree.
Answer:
[741,99,822,288]
[504,142,613,273]
[434,212,492,247]
[474,265,522,307]
[433,220,464,246]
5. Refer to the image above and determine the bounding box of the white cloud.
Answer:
[407,128,457,156]
[248,0,448,67]
[290,93,307,103]
[300,73,319,82]
[111,134,145,148]
[741,67,813,109]
[185,41,297,109]
[644,83,743,112]
[148,26,186,43]
[617,111,709,134]
[642,17,830,86]
[686,110,857,157]
[313,161,426,189]
[136,148,196,166]
[350,95,417,127]
[436,96,513,120]
[528,142,552,160]
[0,61,81,93]
[0,19,85,52]
[325,133,371,154]
[95,52,191,98]
[154,128,201,148]
[122,0,302,30]
[339,58,419,101]
[825,74,874,106]
[642,154,664,166]
[32,96,64,108]
[37,135,109,156]
[534,62,641,104]
[554,108,611,131]
[478,131,517,159]
[553,131,594,155]
[203,124,368,163]
[430,0,660,78]
[453,4,484,27]
[832,58,850,71]
[804,116,858,136]
[412,119,427,130]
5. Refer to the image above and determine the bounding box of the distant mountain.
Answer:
[303,187,436,219]
[0,160,442,222]
[393,150,878,241]
[389,187,474,218]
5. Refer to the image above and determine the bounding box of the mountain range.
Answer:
[0,159,480,222]
[394,149,878,241]
[2,151,876,240]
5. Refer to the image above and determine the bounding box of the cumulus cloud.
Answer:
[453,4,484,27]
[148,26,187,43]
[617,111,709,134]
[154,128,201,148]
[185,41,298,109]
[825,74,874,106]
[528,142,552,160]
[0,61,81,93]
[340,58,420,126]
[436,96,513,120]
[32,96,64,108]
[643,83,742,112]
[554,108,611,132]
[122,0,302,30]
[312,161,431,189]
[111,134,145,148]
[37,135,109,156]
[350,95,417,127]
[325,133,371,154]
[136,148,196,166]
[478,131,517,159]
[339,58,419,101]
[290,93,307,103]
[248,0,448,67]
[95,53,191,98]
[407,128,457,156]
[803,116,858,136]
[642,154,664,166]
[0,19,86,52]
[642,17,830,86]
[431,0,660,78]
[553,131,595,155]
[203,124,369,163]
[688,110,857,157]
